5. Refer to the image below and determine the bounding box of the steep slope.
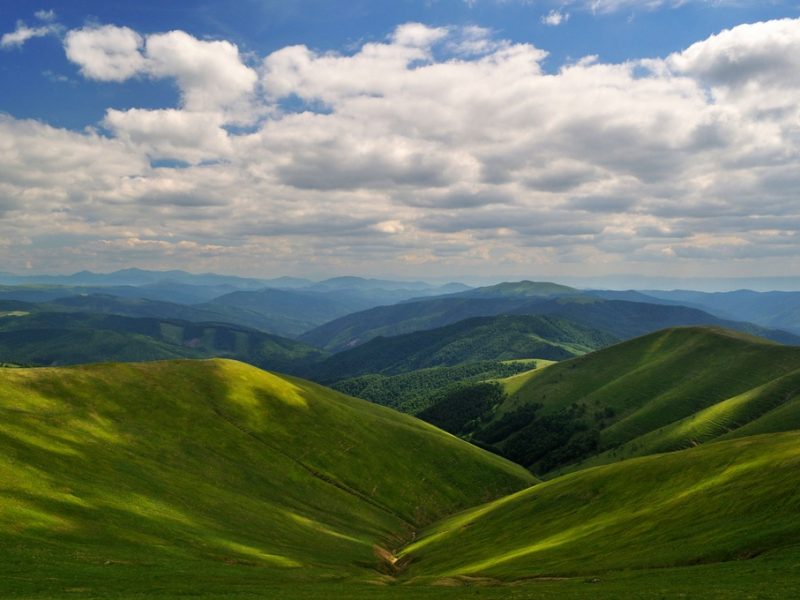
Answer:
[401,432,800,581]
[0,360,534,595]
[0,311,327,372]
[476,326,800,473]
[307,315,618,382]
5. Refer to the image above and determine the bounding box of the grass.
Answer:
[400,431,800,581]
[0,359,533,597]
[4,352,800,598]
[480,326,800,472]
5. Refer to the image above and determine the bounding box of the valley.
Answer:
[1,270,799,598]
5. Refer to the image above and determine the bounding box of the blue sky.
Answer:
[3,1,797,129]
[2,1,800,280]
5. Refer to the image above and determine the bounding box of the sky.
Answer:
[2,0,800,280]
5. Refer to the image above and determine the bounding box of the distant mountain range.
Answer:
[300,286,800,352]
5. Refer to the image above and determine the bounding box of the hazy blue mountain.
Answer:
[44,294,240,324]
[307,276,434,292]
[200,288,370,337]
[0,283,238,305]
[643,289,800,335]
[443,280,577,299]
[301,286,800,352]
[0,268,270,288]
[300,297,534,351]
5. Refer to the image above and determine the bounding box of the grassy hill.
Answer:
[0,359,534,597]
[0,311,327,373]
[307,315,618,383]
[3,356,800,598]
[469,326,800,473]
[401,431,800,583]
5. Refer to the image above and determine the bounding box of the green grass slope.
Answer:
[472,326,800,473]
[401,431,800,582]
[0,359,534,597]
[307,315,617,383]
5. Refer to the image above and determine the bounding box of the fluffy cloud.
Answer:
[103,108,233,163]
[667,18,800,120]
[541,10,569,26]
[145,31,257,113]
[64,25,257,110]
[63,25,257,163]
[64,25,146,81]
[3,19,800,277]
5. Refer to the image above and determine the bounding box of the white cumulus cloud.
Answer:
[2,19,800,278]
[64,25,146,81]
[541,10,570,26]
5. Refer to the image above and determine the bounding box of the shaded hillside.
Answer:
[465,327,800,473]
[331,360,539,414]
[301,290,798,352]
[0,360,534,595]
[201,281,475,338]
[307,315,617,382]
[200,288,367,337]
[0,311,326,373]
[300,297,547,351]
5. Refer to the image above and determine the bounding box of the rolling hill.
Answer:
[401,431,800,584]
[300,283,799,352]
[446,280,576,298]
[306,315,618,383]
[2,355,800,598]
[199,287,367,337]
[461,326,800,473]
[202,280,475,338]
[299,296,534,351]
[0,311,327,372]
[0,359,534,597]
